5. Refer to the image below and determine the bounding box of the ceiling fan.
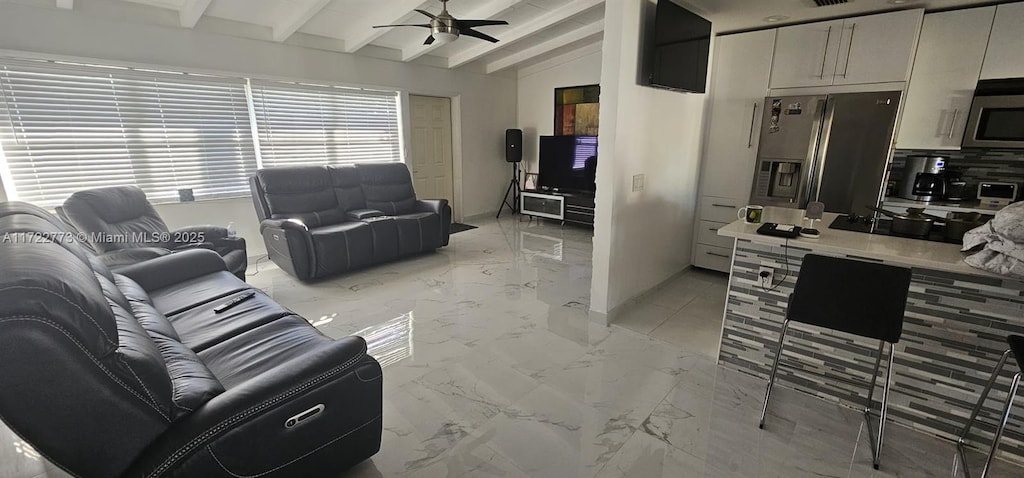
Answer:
[373,0,509,46]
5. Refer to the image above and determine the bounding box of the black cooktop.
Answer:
[828,215,961,244]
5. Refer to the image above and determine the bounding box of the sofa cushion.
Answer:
[310,222,374,275]
[329,164,368,212]
[356,162,418,215]
[258,166,344,228]
[197,315,335,389]
[168,291,293,352]
[394,212,443,255]
[147,271,250,317]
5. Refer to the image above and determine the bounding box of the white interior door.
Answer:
[409,95,455,219]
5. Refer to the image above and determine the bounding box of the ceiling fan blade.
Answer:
[414,9,437,19]
[372,23,432,28]
[456,19,509,28]
[424,35,435,45]
[461,28,500,43]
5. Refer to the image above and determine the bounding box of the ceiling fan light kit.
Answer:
[373,0,509,46]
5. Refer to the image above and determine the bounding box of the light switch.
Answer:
[632,174,645,192]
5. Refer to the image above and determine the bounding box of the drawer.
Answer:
[693,244,734,273]
[700,197,744,223]
[697,220,733,249]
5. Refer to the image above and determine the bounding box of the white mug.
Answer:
[737,205,764,224]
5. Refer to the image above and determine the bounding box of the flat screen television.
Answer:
[641,0,711,93]
[538,135,598,193]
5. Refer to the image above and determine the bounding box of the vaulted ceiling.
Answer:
[35,0,606,73]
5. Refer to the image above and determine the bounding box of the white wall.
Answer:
[516,46,603,174]
[590,0,707,315]
[0,0,517,257]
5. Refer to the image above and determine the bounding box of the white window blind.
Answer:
[250,81,402,168]
[0,60,256,207]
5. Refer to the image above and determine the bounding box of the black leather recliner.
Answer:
[250,162,451,281]
[0,202,383,478]
[60,186,248,279]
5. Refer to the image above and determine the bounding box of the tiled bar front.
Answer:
[720,239,1024,463]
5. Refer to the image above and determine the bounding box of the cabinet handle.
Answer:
[747,103,758,148]
[707,252,731,259]
[840,23,856,78]
[711,203,736,208]
[709,227,720,232]
[948,108,959,139]
[819,26,832,79]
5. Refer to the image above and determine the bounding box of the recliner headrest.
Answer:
[64,186,159,224]
[257,166,333,194]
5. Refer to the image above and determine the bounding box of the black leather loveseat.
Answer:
[59,186,248,279]
[0,202,382,478]
[250,162,451,281]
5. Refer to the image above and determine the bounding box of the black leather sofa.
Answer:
[60,186,248,279]
[250,162,451,281]
[0,202,382,478]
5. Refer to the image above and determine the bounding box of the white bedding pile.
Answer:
[962,202,1024,278]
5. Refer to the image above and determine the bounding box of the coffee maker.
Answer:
[899,156,946,202]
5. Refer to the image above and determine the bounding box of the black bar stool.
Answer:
[759,254,913,470]
[956,335,1024,478]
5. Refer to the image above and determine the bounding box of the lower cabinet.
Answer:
[693,243,734,272]
[521,190,595,226]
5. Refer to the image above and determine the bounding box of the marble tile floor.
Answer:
[612,269,730,359]
[1,216,1022,478]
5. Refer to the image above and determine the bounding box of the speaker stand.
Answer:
[496,162,521,219]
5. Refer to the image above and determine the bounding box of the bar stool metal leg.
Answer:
[874,343,895,470]
[760,319,791,429]
[956,349,1014,478]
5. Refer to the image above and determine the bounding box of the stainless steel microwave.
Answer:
[963,79,1024,148]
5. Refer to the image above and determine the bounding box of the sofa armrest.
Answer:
[259,218,309,233]
[414,199,449,215]
[124,336,382,477]
[99,247,172,269]
[416,199,452,247]
[346,209,385,221]
[115,248,229,291]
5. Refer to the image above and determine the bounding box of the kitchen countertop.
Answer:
[716,208,999,278]
[882,197,1003,215]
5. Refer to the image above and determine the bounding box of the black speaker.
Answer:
[505,129,523,163]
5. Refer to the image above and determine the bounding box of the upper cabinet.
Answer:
[770,9,923,89]
[980,2,1024,80]
[832,10,923,86]
[699,29,777,201]
[769,19,844,89]
[897,7,995,150]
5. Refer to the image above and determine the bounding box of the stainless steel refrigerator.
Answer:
[748,91,902,216]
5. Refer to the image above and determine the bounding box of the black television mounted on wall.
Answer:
[640,0,711,93]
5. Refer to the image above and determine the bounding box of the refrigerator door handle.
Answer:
[805,99,833,206]
[747,102,758,148]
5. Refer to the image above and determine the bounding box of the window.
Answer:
[0,59,406,208]
[250,80,402,168]
[0,60,257,207]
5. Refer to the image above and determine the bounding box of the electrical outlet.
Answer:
[758,266,774,288]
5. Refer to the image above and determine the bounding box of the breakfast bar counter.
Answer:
[715,209,1024,463]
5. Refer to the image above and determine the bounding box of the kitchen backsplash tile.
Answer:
[892,149,1024,199]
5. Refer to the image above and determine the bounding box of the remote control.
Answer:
[214,292,256,314]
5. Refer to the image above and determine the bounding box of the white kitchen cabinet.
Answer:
[770,9,922,89]
[694,30,775,272]
[897,7,995,150]
[699,30,776,201]
[981,2,1024,80]
[769,20,843,89]
[833,9,923,86]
